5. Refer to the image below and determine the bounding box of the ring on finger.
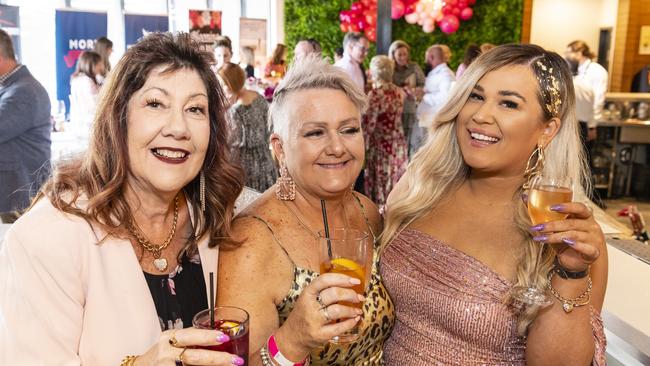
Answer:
[175,347,187,366]
[169,331,179,347]
[316,294,327,309]
[321,307,331,323]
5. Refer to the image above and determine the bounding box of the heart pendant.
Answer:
[153,258,168,272]
[562,302,574,313]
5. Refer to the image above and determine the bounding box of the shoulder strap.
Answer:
[248,215,296,267]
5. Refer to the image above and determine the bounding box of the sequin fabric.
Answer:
[380,228,607,365]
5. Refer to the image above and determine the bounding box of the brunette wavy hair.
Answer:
[35,32,244,249]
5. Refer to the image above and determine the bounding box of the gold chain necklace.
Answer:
[126,195,180,272]
[281,198,350,239]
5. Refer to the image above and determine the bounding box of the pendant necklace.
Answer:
[126,194,180,272]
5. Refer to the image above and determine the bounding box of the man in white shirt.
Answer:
[413,44,455,154]
[574,77,595,129]
[566,40,608,142]
[334,32,369,92]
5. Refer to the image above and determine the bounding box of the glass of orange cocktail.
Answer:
[319,228,371,343]
[512,175,573,306]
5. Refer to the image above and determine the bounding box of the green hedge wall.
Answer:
[285,0,523,70]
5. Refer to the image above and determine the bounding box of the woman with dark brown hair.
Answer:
[0,32,245,366]
[217,62,277,192]
[93,36,113,81]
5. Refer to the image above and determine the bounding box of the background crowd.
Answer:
[0,27,609,366]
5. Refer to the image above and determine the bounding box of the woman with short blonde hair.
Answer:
[219,54,394,365]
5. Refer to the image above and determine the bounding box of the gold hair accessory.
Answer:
[535,60,562,118]
[547,271,592,313]
[126,194,180,272]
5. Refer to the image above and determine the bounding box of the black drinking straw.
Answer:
[209,272,215,329]
[320,200,333,258]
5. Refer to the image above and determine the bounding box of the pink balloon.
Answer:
[405,3,416,14]
[422,22,435,33]
[452,7,461,16]
[460,7,473,20]
[391,0,405,19]
[458,0,468,9]
[351,2,364,13]
[439,14,460,34]
[404,12,419,24]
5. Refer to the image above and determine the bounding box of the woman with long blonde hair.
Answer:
[380,44,607,365]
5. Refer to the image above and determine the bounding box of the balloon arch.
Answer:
[339,0,477,41]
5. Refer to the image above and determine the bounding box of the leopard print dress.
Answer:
[253,196,395,365]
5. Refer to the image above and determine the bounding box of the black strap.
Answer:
[554,256,590,279]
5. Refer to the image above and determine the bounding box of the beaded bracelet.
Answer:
[120,355,138,366]
[260,343,275,366]
[547,271,592,313]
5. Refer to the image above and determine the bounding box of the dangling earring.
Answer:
[200,170,206,212]
[275,160,295,201]
[523,143,546,190]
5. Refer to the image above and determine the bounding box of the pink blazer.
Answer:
[0,197,218,365]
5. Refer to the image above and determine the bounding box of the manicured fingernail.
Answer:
[356,308,363,315]
[533,235,548,242]
[232,356,245,365]
[349,278,361,285]
[562,237,576,246]
[357,294,365,302]
[550,204,564,211]
[530,224,545,232]
[216,333,230,343]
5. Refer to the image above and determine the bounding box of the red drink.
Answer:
[193,307,249,363]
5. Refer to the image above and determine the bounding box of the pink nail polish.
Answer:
[232,356,245,365]
[216,333,230,343]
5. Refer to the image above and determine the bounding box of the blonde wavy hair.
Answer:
[380,44,590,335]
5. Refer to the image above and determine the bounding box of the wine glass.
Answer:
[511,174,573,306]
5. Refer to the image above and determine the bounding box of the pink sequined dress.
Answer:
[380,228,607,365]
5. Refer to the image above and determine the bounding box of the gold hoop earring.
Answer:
[523,143,546,190]
[275,160,295,201]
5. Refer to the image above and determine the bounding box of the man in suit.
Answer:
[0,29,51,222]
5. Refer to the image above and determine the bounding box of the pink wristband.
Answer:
[267,334,307,366]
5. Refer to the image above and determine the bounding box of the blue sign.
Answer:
[125,14,169,48]
[55,10,107,113]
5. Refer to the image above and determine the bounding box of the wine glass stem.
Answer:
[531,241,546,288]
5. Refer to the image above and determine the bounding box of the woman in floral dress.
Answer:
[362,55,407,209]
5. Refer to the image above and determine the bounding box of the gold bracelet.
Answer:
[547,271,592,313]
[120,355,139,366]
